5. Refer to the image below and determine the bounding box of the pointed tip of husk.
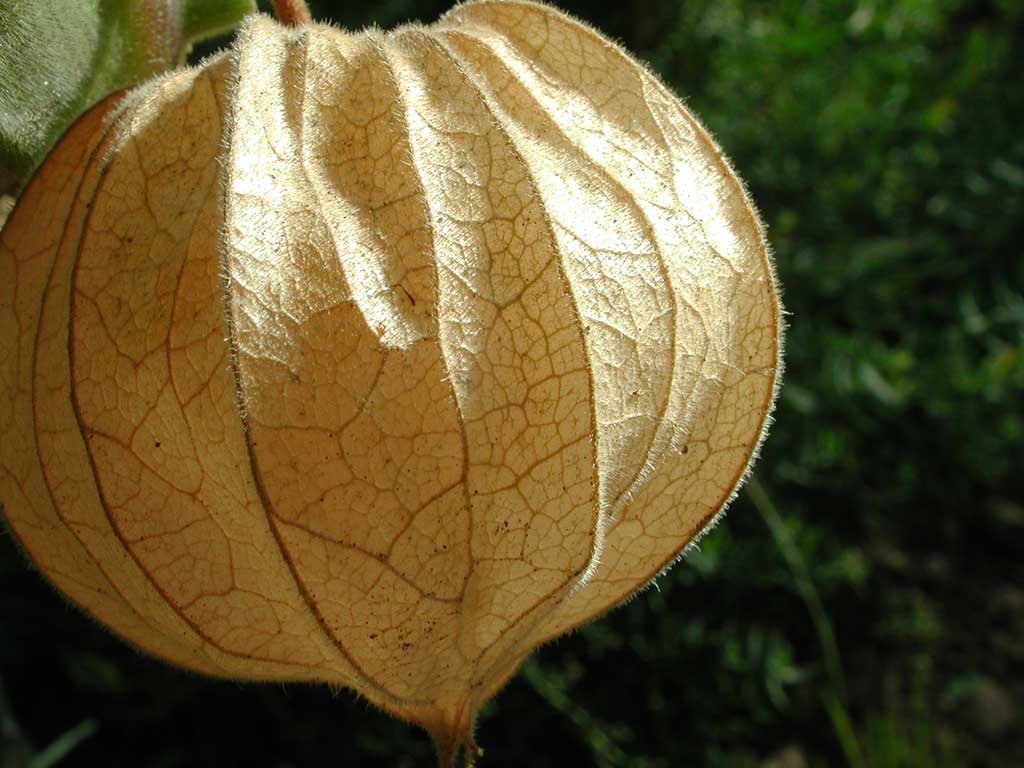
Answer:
[426,700,480,767]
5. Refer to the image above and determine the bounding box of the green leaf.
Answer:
[0,0,255,194]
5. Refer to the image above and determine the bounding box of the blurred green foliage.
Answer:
[1,0,1021,766]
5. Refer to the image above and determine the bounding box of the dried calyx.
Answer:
[0,2,781,763]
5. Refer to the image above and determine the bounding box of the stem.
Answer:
[746,474,866,768]
[435,743,454,768]
[270,0,312,26]
[434,739,480,767]
[431,718,480,767]
[30,719,99,768]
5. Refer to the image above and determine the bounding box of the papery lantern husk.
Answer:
[0,0,781,760]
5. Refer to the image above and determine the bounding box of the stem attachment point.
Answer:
[270,0,311,26]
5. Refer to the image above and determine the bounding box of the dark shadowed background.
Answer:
[2,0,1022,766]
